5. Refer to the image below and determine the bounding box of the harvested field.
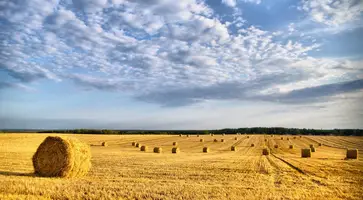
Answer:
[0,134,362,199]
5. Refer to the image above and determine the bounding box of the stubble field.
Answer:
[0,133,362,200]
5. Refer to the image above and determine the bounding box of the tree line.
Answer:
[33,127,363,136]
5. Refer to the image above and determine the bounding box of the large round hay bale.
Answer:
[200,139,204,142]
[172,142,178,146]
[179,134,182,137]
[318,143,322,146]
[140,145,148,152]
[287,138,289,141]
[262,148,269,155]
[235,137,238,140]
[214,139,218,142]
[222,133,225,136]
[32,136,91,178]
[172,147,180,154]
[101,142,108,147]
[231,146,237,151]
[274,144,279,148]
[309,144,314,148]
[346,149,358,159]
[203,147,210,153]
[264,139,267,142]
[197,135,200,137]
[289,145,294,149]
[251,143,255,147]
[187,135,190,138]
[154,147,162,153]
[221,139,225,142]
[310,146,316,152]
[301,148,311,158]
[281,137,283,140]
[293,137,296,139]
[136,143,141,148]
[211,134,214,136]
[247,136,250,139]
[132,142,136,146]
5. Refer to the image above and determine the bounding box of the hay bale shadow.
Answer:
[0,171,35,177]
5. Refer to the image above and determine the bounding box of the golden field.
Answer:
[0,133,362,200]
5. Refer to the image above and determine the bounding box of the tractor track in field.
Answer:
[270,152,306,175]
[304,137,347,150]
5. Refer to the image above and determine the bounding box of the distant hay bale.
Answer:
[132,142,136,146]
[187,135,190,138]
[32,136,91,178]
[346,149,358,159]
[197,135,200,137]
[310,146,316,152]
[300,136,302,138]
[289,145,294,149]
[200,139,204,142]
[301,148,311,158]
[222,133,225,136]
[318,143,322,146]
[211,134,214,136]
[214,139,218,142]
[173,142,178,146]
[172,147,180,154]
[264,139,267,142]
[221,139,225,142]
[231,146,237,151]
[274,144,279,148]
[235,137,238,140]
[293,137,296,139]
[136,143,141,148]
[203,147,210,153]
[251,143,255,147]
[281,137,283,140]
[101,142,108,147]
[271,135,274,137]
[262,148,269,155]
[179,134,182,137]
[247,136,250,139]
[140,145,148,152]
[287,138,289,141]
[153,147,162,153]
[309,144,314,148]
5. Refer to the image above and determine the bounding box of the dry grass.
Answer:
[1,134,363,200]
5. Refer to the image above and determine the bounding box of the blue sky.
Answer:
[1,0,363,129]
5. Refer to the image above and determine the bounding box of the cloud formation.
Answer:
[0,0,362,107]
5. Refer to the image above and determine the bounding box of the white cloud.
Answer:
[300,0,363,26]
[0,0,361,107]
[222,0,237,7]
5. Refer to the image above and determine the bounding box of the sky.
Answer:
[0,0,363,130]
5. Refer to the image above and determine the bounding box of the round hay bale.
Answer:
[32,136,91,178]
[293,137,296,139]
[287,138,289,141]
[247,136,250,139]
[300,136,302,138]
[101,142,108,147]
[172,147,180,154]
[231,146,237,151]
[221,139,225,142]
[173,142,178,146]
[251,143,255,147]
[346,149,358,159]
[132,142,136,146]
[214,139,218,142]
[309,144,314,148]
[318,143,322,146]
[187,135,190,138]
[281,137,283,140]
[235,137,238,140]
[179,134,182,137]
[310,146,316,152]
[200,139,204,142]
[289,145,294,149]
[140,145,148,151]
[262,148,269,155]
[203,147,210,153]
[197,135,200,137]
[222,133,225,136]
[274,144,279,148]
[136,143,141,148]
[211,134,214,136]
[154,147,162,153]
[301,148,311,158]
[264,139,267,142]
